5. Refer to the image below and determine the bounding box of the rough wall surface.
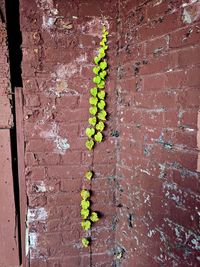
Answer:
[20,0,118,266]
[17,0,200,266]
[116,0,200,266]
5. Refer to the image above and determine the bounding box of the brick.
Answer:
[60,179,82,192]
[184,66,200,87]
[46,166,85,179]
[178,46,200,67]
[26,139,55,153]
[25,166,45,180]
[146,35,169,55]
[142,73,166,91]
[138,12,179,42]
[179,109,199,129]
[140,52,178,75]
[55,95,79,109]
[177,88,200,108]
[54,108,88,122]
[170,22,200,48]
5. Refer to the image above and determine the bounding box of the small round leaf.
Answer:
[94,132,103,142]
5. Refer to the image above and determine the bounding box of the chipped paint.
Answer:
[40,122,70,154]
[34,181,47,192]
[48,55,88,96]
[29,232,38,249]
[182,2,200,24]
[140,169,151,175]
[183,8,193,23]
[36,0,59,31]
[26,207,48,257]
[28,207,48,222]
[147,229,156,237]
[80,17,109,37]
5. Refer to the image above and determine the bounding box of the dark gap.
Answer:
[5,0,23,264]
[0,8,5,22]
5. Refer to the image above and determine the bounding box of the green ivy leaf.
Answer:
[81,189,90,200]
[89,106,97,115]
[100,70,107,79]
[100,61,107,70]
[98,80,105,89]
[98,100,106,110]
[94,56,100,64]
[102,25,107,33]
[99,51,106,59]
[81,209,90,219]
[98,110,107,121]
[102,36,107,43]
[96,121,105,132]
[85,128,95,138]
[85,139,94,150]
[85,171,93,180]
[82,237,90,247]
[92,66,100,75]
[88,117,97,126]
[90,212,99,222]
[98,90,105,99]
[100,40,105,46]
[81,199,90,209]
[81,220,91,231]
[99,47,105,54]
[89,97,98,106]
[94,132,103,142]
[93,76,101,84]
[90,87,98,97]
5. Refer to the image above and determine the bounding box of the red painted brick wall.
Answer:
[115,0,200,266]
[18,0,200,266]
[20,0,117,266]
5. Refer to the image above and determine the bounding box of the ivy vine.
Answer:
[81,25,109,248]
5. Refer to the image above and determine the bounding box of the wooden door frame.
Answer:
[15,87,27,267]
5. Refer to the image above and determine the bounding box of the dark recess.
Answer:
[5,0,23,263]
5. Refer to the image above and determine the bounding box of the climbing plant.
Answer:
[81,25,109,247]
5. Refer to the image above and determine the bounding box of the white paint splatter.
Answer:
[36,0,59,31]
[147,229,156,237]
[34,181,47,192]
[80,17,109,37]
[26,207,48,257]
[40,122,70,154]
[29,232,38,248]
[28,207,48,222]
[48,55,88,96]
[140,169,151,175]
[182,8,193,24]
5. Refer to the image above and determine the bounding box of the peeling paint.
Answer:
[183,8,193,23]
[80,17,109,37]
[40,122,70,154]
[34,181,47,192]
[28,207,48,222]
[29,232,38,249]
[182,3,200,24]
[48,55,88,96]
[26,207,48,257]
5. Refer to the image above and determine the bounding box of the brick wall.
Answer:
[20,0,118,266]
[17,0,200,266]
[115,0,200,266]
